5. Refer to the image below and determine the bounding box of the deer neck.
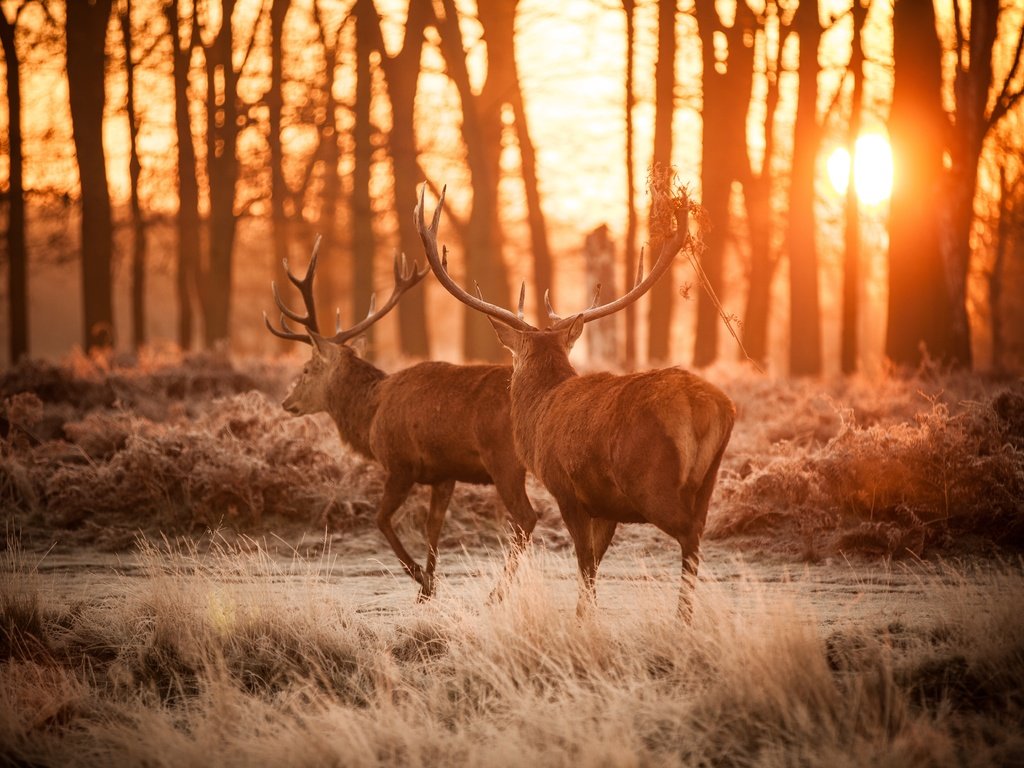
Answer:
[327,356,386,459]
[509,351,577,469]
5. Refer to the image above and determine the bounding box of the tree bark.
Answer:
[787,0,822,376]
[351,0,377,341]
[841,0,867,374]
[201,0,241,348]
[67,0,115,353]
[622,0,638,368]
[435,0,512,361]
[165,0,201,350]
[886,0,955,366]
[1,10,28,362]
[120,1,148,350]
[646,0,677,365]
[269,0,292,320]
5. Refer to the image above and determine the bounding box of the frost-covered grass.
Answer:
[2,351,1022,558]
[1,538,1023,767]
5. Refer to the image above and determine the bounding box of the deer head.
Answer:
[264,237,428,416]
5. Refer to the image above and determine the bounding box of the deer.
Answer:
[416,185,735,616]
[264,238,538,601]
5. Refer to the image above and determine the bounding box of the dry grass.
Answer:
[1,537,1022,766]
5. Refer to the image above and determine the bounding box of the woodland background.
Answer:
[1,0,1023,374]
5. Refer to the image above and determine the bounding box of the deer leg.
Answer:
[677,444,727,618]
[375,473,421,586]
[488,467,538,603]
[591,519,618,567]
[419,480,455,601]
[559,503,598,617]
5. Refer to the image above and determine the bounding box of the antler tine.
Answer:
[517,282,526,321]
[416,183,533,331]
[263,311,313,344]
[320,249,428,344]
[268,235,323,338]
[551,203,689,329]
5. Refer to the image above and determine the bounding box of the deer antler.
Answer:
[264,236,323,344]
[264,236,428,346]
[416,184,533,332]
[318,250,429,344]
[545,202,690,328]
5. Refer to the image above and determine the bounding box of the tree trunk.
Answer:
[120,2,147,350]
[841,0,867,374]
[352,0,377,341]
[1,12,28,362]
[740,3,782,367]
[201,0,240,348]
[366,0,430,357]
[886,0,955,366]
[435,0,511,362]
[67,0,115,353]
[623,0,638,368]
[269,0,292,329]
[787,0,822,376]
[693,0,754,368]
[165,0,201,350]
[646,0,677,365]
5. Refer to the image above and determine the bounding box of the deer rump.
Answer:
[522,368,735,528]
[370,362,516,486]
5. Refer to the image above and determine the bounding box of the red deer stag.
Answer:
[265,238,537,600]
[417,186,735,615]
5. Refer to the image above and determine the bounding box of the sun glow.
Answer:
[827,133,894,205]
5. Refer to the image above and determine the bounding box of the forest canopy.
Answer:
[0,0,1022,374]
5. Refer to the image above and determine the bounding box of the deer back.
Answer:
[370,362,515,485]
[516,365,735,518]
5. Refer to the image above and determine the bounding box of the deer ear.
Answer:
[563,314,585,351]
[488,317,522,355]
[349,335,368,357]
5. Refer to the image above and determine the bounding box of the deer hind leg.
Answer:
[419,480,455,601]
[675,443,728,619]
[591,519,618,568]
[488,466,538,603]
[375,472,420,587]
[556,500,599,617]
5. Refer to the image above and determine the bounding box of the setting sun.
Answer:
[827,133,894,205]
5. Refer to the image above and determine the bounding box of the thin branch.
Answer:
[987,22,1024,130]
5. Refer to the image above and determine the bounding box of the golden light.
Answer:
[827,133,894,205]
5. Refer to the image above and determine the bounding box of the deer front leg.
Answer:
[375,473,421,587]
[419,480,455,601]
[558,501,598,617]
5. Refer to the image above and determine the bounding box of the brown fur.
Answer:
[493,318,736,615]
[284,339,536,601]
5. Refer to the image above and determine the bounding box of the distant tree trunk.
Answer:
[0,10,28,362]
[741,4,786,367]
[886,0,955,366]
[120,1,148,350]
[940,0,1008,369]
[990,164,1013,373]
[268,0,292,301]
[165,0,201,350]
[693,0,754,368]
[646,0,677,364]
[841,0,868,374]
[622,0,638,368]
[787,0,822,376]
[478,0,553,323]
[67,0,115,353]
[199,0,242,348]
[584,225,617,367]
[435,0,511,361]
[368,0,430,356]
[310,2,344,328]
[351,0,377,340]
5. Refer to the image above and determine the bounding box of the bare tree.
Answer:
[165,0,201,350]
[433,0,513,361]
[67,0,116,352]
[788,0,823,376]
[646,0,678,364]
[622,0,639,367]
[119,0,148,350]
[840,0,868,374]
[0,4,30,361]
[886,0,955,366]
